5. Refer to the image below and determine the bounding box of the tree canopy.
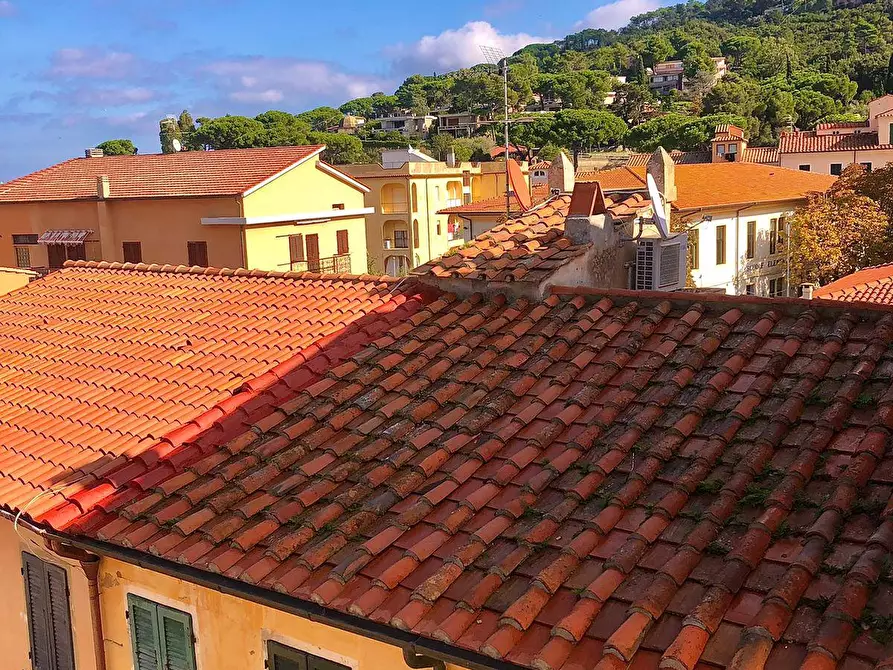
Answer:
[96,139,137,155]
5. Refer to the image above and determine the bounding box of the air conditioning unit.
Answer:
[635,233,688,291]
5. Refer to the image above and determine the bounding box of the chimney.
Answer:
[647,147,676,225]
[85,147,104,158]
[801,283,814,299]
[97,175,110,200]
[548,152,575,194]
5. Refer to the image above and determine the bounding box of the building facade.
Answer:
[377,114,437,138]
[0,146,372,274]
[343,149,528,275]
[779,95,893,175]
[648,57,727,94]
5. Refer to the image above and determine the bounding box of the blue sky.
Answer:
[0,0,661,180]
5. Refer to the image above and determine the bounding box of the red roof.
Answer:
[741,146,779,164]
[815,121,869,131]
[55,285,893,670]
[625,151,711,168]
[0,146,327,202]
[813,263,893,303]
[0,261,424,520]
[577,166,647,190]
[778,131,892,154]
[438,185,551,216]
[584,163,835,210]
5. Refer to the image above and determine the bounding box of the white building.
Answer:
[584,161,836,296]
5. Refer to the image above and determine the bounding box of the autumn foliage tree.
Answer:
[788,165,893,287]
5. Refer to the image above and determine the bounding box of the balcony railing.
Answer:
[289,254,351,274]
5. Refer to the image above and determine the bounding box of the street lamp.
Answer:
[480,44,511,217]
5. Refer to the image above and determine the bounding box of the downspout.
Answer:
[425,178,432,262]
[403,648,446,670]
[46,539,107,670]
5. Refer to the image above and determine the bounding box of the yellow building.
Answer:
[0,145,372,274]
[343,149,528,274]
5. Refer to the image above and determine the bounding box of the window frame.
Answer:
[830,163,843,176]
[393,230,409,249]
[127,593,197,670]
[745,220,756,260]
[715,224,727,265]
[187,241,208,267]
[267,640,351,670]
[122,241,142,264]
[860,161,872,173]
[798,164,810,172]
[14,246,31,269]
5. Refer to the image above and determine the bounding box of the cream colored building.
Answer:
[343,149,528,275]
[779,95,893,175]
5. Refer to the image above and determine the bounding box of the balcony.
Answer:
[289,254,351,274]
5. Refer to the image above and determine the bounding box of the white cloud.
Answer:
[73,87,158,106]
[386,21,551,76]
[0,1,15,17]
[576,0,661,30]
[50,48,138,79]
[202,57,391,106]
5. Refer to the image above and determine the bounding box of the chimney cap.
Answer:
[85,147,104,158]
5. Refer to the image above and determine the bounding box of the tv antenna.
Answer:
[480,44,511,217]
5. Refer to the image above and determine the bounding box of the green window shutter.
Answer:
[158,606,196,670]
[22,553,53,670]
[309,657,350,670]
[267,641,308,670]
[45,563,75,670]
[128,594,162,670]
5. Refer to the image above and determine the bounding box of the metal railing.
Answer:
[290,254,351,273]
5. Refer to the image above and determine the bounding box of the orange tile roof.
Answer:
[577,165,647,190]
[438,185,551,216]
[584,163,835,210]
[0,261,428,520]
[0,146,326,202]
[813,263,893,303]
[624,151,711,167]
[419,192,651,283]
[56,286,893,670]
[815,121,869,130]
[740,146,779,164]
[779,130,892,154]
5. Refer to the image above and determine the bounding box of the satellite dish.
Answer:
[647,173,670,238]
[172,138,182,152]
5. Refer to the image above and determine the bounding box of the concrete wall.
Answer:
[779,150,893,175]
[243,217,367,274]
[0,519,99,670]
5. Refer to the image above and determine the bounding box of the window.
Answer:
[187,241,208,267]
[727,143,737,155]
[394,230,408,248]
[22,553,75,670]
[798,164,811,171]
[127,594,196,670]
[267,641,350,670]
[12,234,38,245]
[715,225,726,265]
[769,218,785,255]
[436,223,442,236]
[769,277,785,297]
[122,241,142,264]
[411,183,418,212]
[716,144,725,156]
[336,230,349,255]
[14,246,30,269]
[745,284,755,295]
[746,220,756,259]
[434,185,440,202]
[288,234,304,270]
[332,203,345,210]
[860,162,872,172]
[413,219,420,249]
[830,163,843,176]
[688,229,699,270]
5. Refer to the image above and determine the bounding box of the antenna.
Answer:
[647,173,670,238]
[480,44,511,217]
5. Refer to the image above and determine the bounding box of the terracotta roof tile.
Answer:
[741,146,779,164]
[0,261,427,520]
[813,263,893,304]
[624,151,711,168]
[581,163,835,210]
[438,185,551,216]
[779,131,893,154]
[40,282,893,669]
[0,146,326,202]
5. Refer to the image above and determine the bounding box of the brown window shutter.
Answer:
[336,230,349,255]
[306,234,320,261]
[46,563,75,670]
[123,241,142,263]
[187,241,208,267]
[289,234,304,264]
[22,553,74,670]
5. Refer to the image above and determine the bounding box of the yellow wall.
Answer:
[0,267,36,295]
[0,519,99,670]
[98,556,465,670]
[244,216,368,274]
